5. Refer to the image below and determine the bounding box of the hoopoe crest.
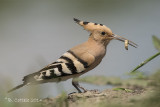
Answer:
[8,18,137,93]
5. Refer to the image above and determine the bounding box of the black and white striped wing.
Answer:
[23,50,92,84]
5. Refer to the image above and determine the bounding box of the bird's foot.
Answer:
[83,89,100,94]
[80,88,99,93]
[68,92,77,95]
[79,86,88,93]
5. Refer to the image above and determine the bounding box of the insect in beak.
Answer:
[112,34,138,49]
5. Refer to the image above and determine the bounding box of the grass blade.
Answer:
[152,35,160,51]
[131,52,160,72]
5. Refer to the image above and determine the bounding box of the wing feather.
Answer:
[22,50,95,84]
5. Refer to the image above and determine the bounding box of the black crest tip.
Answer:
[73,18,80,23]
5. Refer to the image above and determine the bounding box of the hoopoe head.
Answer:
[74,18,138,48]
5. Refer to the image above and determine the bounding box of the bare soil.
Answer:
[42,85,150,107]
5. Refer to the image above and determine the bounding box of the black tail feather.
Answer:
[7,83,26,93]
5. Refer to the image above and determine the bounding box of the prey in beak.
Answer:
[112,34,138,49]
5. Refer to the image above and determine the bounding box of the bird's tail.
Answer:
[7,83,26,93]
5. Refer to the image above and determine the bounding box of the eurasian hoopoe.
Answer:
[8,18,138,93]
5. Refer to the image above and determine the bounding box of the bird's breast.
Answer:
[83,44,106,72]
[87,44,106,60]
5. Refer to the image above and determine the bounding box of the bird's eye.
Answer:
[101,32,106,35]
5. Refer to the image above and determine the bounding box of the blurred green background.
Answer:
[0,0,160,98]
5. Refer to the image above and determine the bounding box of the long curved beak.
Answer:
[112,34,138,48]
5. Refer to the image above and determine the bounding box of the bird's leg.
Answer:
[72,78,87,93]
[72,80,82,93]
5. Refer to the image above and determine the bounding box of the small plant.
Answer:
[131,35,160,72]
